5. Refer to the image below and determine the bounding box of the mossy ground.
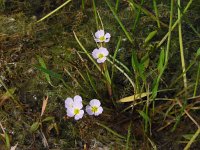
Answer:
[0,0,200,149]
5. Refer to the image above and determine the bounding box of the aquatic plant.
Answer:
[1,0,200,149]
[92,47,109,63]
[94,29,111,43]
[86,99,103,116]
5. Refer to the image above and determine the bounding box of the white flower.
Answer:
[65,95,82,109]
[92,47,109,63]
[67,102,84,120]
[86,99,103,116]
[94,30,111,43]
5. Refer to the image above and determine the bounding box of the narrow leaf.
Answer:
[34,65,62,79]
[37,0,72,22]
[41,96,48,117]
[10,143,18,150]
[145,30,157,43]
[37,55,52,86]
[138,110,150,122]
[30,122,40,132]
[126,122,132,150]
[196,47,200,57]
[131,50,140,73]
[104,0,133,44]
[118,92,150,103]
[96,122,125,139]
[182,134,194,140]
[86,71,99,96]
[0,88,15,106]
[5,132,10,149]
[158,48,165,73]
[42,116,55,122]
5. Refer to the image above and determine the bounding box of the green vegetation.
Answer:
[0,0,200,149]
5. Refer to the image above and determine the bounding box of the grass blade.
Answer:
[111,36,121,82]
[0,79,21,108]
[151,0,174,113]
[184,128,200,150]
[131,0,144,33]
[178,0,188,92]
[157,0,193,48]
[92,0,99,29]
[109,55,132,75]
[37,55,52,86]
[73,31,101,72]
[107,58,135,90]
[104,0,134,44]
[157,48,165,73]
[128,0,168,28]
[193,62,200,97]
[153,0,160,28]
[5,132,10,150]
[115,0,120,12]
[37,0,72,22]
[145,30,157,44]
[96,122,125,139]
[34,66,62,80]
[126,121,132,150]
[118,92,150,103]
[138,110,150,123]
[86,71,99,97]
[82,0,85,10]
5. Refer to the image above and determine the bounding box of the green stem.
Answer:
[37,0,72,22]
[92,0,99,29]
[157,0,193,48]
[165,0,174,65]
[103,63,112,97]
[128,0,168,28]
[132,0,144,33]
[115,0,119,12]
[193,62,200,97]
[82,0,85,10]
[178,0,188,93]
[107,58,135,91]
[152,0,174,107]
[105,0,134,44]
[153,0,160,28]
[184,128,200,150]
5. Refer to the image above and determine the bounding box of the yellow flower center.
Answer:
[91,106,98,113]
[98,53,104,59]
[74,109,80,115]
[99,36,105,41]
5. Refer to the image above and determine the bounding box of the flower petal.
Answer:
[65,98,73,108]
[105,33,111,39]
[105,38,110,42]
[67,108,74,117]
[74,95,82,103]
[74,110,84,120]
[95,30,104,38]
[86,105,94,115]
[97,57,106,63]
[99,47,109,56]
[73,102,83,109]
[92,48,100,59]
[90,99,101,107]
[94,38,100,42]
[94,106,103,116]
